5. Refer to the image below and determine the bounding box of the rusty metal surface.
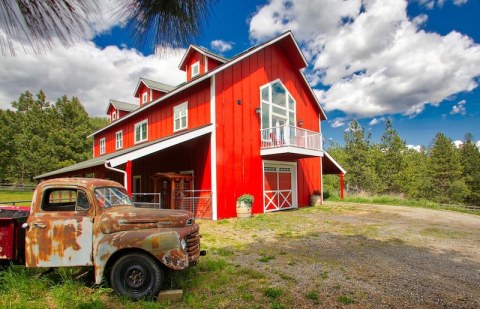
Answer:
[23,178,202,285]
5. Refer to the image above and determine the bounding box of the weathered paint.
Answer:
[15,178,201,284]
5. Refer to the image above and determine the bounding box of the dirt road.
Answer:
[199,203,480,308]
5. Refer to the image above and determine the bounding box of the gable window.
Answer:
[191,61,200,78]
[116,130,123,150]
[173,102,188,131]
[112,111,117,121]
[100,138,106,155]
[134,119,148,143]
[260,80,296,140]
[142,92,148,104]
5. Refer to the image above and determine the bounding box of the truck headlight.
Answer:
[180,238,187,252]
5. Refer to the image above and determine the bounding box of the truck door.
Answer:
[25,188,94,267]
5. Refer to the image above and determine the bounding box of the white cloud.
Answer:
[369,117,385,126]
[0,41,185,116]
[329,118,348,128]
[453,140,463,148]
[450,99,466,115]
[407,144,423,152]
[249,0,480,119]
[210,40,234,53]
[476,141,480,149]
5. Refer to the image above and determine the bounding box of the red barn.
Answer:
[36,31,345,220]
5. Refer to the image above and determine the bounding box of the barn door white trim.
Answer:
[262,161,297,213]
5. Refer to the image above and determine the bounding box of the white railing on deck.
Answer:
[260,125,322,151]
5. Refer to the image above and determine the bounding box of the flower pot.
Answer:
[236,202,252,218]
[310,194,321,206]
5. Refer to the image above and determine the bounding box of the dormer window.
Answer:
[191,61,200,78]
[142,92,148,104]
[112,111,117,121]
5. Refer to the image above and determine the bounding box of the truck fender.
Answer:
[92,229,188,284]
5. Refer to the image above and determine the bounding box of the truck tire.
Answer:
[110,252,164,299]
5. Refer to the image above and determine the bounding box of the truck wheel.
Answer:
[110,252,164,299]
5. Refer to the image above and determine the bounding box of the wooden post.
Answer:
[340,173,344,199]
[126,160,132,197]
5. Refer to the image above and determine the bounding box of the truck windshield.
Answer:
[94,187,133,208]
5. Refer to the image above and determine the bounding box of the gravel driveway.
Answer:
[199,203,480,308]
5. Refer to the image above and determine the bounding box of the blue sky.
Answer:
[1,0,479,148]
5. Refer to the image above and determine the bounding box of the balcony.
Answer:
[260,125,323,158]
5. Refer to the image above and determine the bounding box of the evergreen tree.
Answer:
[460,133,480,205]
[400,147,429,199]
[3,90,109,183]
[377,118,407,194]
[427,133,468,204]
[343,119,380,194]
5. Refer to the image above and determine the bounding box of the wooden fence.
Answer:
[0,183,36,191]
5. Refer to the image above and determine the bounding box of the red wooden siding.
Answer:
[214,44,321,218]
[93,79,211,157]
[186,52,205,81]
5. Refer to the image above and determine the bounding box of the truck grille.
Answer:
[186,230,200,263]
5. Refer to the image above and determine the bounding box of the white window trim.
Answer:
[134,119,148,144]
[112,111,117,121]
[191,61,200,78]
[173,102,188,132]
[142,92,148,104]
[99,137,106,155]
[259,79,296,130]
[115,130,123,150]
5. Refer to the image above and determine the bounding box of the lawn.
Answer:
[0,191,33,206]
[1,202,479,308]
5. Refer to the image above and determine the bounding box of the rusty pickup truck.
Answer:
[0,178,204,299]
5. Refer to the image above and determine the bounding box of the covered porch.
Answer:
[35,125,214,219]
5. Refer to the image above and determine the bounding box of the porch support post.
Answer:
[340,173,344,199]
[126,160,132,196]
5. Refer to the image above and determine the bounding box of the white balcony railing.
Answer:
[260,125,323,152]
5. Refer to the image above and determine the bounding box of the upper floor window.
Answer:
[116,130,123,150]
[100,138,106,155]
[191,61,200,78]
[134,119,148,143]
[173,102,188,132]
[142,92,148,104]
[112,111,117,121]
[260,80,296,138]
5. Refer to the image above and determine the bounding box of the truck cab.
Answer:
[14,178,202,298]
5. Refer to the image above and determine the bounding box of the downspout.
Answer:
[105,160,128,192]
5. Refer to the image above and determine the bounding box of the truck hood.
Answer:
[99,206,194,234]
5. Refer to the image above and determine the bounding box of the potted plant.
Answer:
[310,190,322,206]
[236,194,254,218]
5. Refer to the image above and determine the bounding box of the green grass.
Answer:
[326,195,479,215]
[0,190,33,206]
[338,295,355,305]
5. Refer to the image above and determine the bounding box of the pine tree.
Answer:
[343,119,380,194]
[377,118,407,194]
[460,133,480,205]
[427,133,468,204]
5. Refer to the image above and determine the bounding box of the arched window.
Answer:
[259,80,296,141]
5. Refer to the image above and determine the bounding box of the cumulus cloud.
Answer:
[450,100,466,115]
[329,118,348,128]
[210,40,234,53]
[0,41,185,116]
[369,117,385,126]
[407,144,423,152]
[249,0,480,119]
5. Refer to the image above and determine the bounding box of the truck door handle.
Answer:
[33,223,46,229]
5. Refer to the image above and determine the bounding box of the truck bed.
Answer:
[0,206,30,264]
